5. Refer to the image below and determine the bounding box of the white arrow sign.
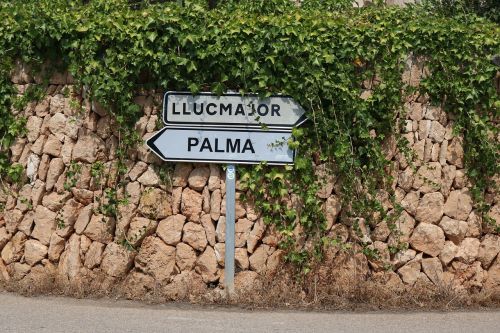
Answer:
[163,92,307,129]
[147,127,294,165]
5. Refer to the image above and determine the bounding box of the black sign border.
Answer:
[146,126,297,166]
[162,91,308,129]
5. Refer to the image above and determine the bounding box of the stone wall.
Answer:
[0,64,499,299]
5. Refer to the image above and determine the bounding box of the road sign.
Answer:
[163,91,307,129]
[146,127,294,165]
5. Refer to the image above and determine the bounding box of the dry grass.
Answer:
[1,264,499,311]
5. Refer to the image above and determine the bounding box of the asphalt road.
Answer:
[0,292,499,333]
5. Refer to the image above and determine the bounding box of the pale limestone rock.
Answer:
[439,216,468,244]
[38,154,50,181]
[208,164,221,191]
[73,132,105,163]
[267,249,285,275]
[398,167,414,192]
[484,255,500,290]
[101,243,135,277]
[4,209,23,234]
[26,116,43,142]
[128,161,148,181]
[408,102,423,121]
[431,143,440,161]
[24,239,48,266]
[213,242,225,267]
[249,245,271,274]
[31,135,46,155]
[48,233,65,262]
[188,167,210,191]
[135,236,176,281]
[368,241,390,272]
[424,106,441,120]
[156,214,186,246]
[429,121,445,143]
[422,257,443,285]
[96,116,113,139]
[392,249,417,269]
[58,234,81,280]
[1,232,27,264]
[26,153,40,183]
[10,137,26,162]
[456,238,480,264]
[247,218,266,254]
[0,257,9,281]
[47,113,67,141]
[83,215,116,244]
[60,139,74,165]
[10,262,31,281]
[466,211,482,238]
[182,222,207,251]
[125,182,141,205]
[74,204,93,235]
[176,242,197,271]
[210,189,221,221]
[409,223,445,257]
[202,187,210,213]
[439,139,448,165]
[444,189,473,221]
[398,260,421,286]
[43,135,62,157]
[415,192,444,224]
[172,163,192,187]
[446,137,464,168]
[80,235,92,256]
[453,169,467,189]
[0,227,11,250]
[41,191,71,211]
[31,179,46,207]
[401,191,420,216]
[235,248,249,270]
[418,119,431,139]
[56,199,84,238]
[171,187,182,215]
[439,241,458,266]
[195,246,218,283]
[71,188,93,205]
[34,98,50,117]
[17,211,35,236]
[201,214,216,247]
[372,221,391,242]
[32,206,57,245]
[389,211,415,244]
[477,235,500,269]
[45,158,65,192]
[181,188,202,222]
[324,195,341,230]
[412,162,442,193]
[138,188,172,220]
[126,217,157,247]
[216,216,225,242]
[441,165,456,198]
[84,242,105,269]
[423,138,432,162]
[137,167,160,186]
[235,218,253,248]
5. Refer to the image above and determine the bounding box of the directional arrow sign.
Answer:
[163,91,307,129]
[147,127,294,165]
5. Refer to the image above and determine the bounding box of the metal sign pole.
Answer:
[224,164,236,295]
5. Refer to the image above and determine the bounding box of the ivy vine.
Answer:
[0,0,498,270]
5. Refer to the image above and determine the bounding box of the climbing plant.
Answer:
[0,0,498,269]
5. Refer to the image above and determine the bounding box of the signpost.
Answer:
[146,91,306,296]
